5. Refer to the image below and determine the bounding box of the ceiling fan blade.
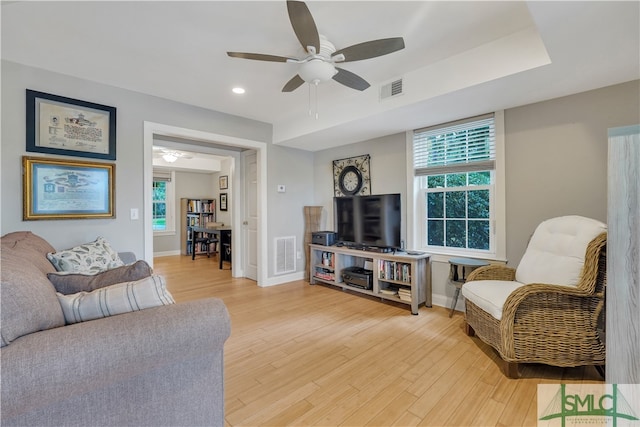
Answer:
[227,52,294,63]
[287,1,320,53]
[332,37,405,62]
[282,74,305,92]
[332,68,370,91]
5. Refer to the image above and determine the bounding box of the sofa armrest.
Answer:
[466,264,516,282]
[0,298,231,420]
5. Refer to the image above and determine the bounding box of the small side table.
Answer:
[448,257,489,317]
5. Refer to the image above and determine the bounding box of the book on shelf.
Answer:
[397,288,412,301]
[314,269,335,281]
[320,251,335,268]
[188,199,215,213]
[378,260,412,283]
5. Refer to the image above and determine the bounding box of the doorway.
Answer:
[143,121,268,286]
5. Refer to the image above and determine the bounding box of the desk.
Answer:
[190,226,232,269]
[448,257,489,317]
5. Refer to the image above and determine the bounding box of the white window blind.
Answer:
[153,170,172,182]
[413,114,495,176]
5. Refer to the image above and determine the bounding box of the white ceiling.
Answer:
[2,1,639,152]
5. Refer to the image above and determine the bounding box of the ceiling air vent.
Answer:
[380,78,403,101]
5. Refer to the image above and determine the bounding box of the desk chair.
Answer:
[218,229,232,269]
[192,236,219,260]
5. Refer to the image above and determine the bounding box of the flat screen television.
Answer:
[334,193,401,249]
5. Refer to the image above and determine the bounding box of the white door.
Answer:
[243,151,258,280]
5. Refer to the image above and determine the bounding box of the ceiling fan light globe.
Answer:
[299,59,336,84]
[162,153,178,163]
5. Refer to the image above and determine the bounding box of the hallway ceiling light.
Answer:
[232,87,245,94]
[162,153,178,163]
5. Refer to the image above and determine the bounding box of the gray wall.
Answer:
[313,133,407,235]
[267,144,315,277]
[311,80,639,308]
[0,60,273,258]
[2,59,637,287]
[504,79,640,266]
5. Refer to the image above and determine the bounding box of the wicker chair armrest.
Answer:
[504,282,595,316]
[500,283,604,360]
[466,264,516,282]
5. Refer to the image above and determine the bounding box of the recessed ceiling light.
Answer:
[232,87,245,94]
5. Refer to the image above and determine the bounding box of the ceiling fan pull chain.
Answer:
[314,82,319,120]
[308,83,312,117]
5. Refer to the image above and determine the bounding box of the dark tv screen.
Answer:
[334,194,401,248]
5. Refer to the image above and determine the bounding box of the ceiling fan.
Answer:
[153,147,194,163]
[227,1,405,93]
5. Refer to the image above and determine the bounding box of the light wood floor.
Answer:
[154,255,604,427]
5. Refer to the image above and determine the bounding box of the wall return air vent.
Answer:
[274,236,296,275]
[380,78,403,100]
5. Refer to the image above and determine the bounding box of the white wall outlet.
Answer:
[277,184,286,193]
[296,250,302,259]
[130,208,139,220]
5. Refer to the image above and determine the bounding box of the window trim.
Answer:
[406,111,506,262]
[152,170,176,236]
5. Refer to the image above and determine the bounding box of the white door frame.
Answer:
[241,150,258,280]
[143,121,268,286]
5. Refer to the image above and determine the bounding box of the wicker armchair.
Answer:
[461,216,607,378]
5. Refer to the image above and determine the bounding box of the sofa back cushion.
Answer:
[515,216,607,286]
[1,242,65,347]
[1,231,57,276]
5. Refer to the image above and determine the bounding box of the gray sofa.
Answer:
[1,231,231,427]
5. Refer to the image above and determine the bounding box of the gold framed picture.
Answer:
[23,156,115,220]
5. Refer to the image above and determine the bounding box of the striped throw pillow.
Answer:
[56,275,175,324]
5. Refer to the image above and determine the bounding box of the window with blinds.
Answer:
[413,114,496,253]
[153,170,175,233]
[413,114,495,176]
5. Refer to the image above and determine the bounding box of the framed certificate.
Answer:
[23,156,115,220]
[26,89,116,160]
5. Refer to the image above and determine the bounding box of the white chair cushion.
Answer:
[515,216,606,286]
[462,280,526,320]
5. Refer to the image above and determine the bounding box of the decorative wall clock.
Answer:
[333,154,371,197]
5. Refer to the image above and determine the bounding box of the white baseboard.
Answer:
[431,293,465,312]
[153,250,181,258]
[261,271,305,287]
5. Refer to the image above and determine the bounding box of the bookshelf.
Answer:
[180,198,216,255]
[309,244,431,315]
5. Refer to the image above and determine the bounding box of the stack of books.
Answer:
[397,288,412,302]
[314,267,335,281]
